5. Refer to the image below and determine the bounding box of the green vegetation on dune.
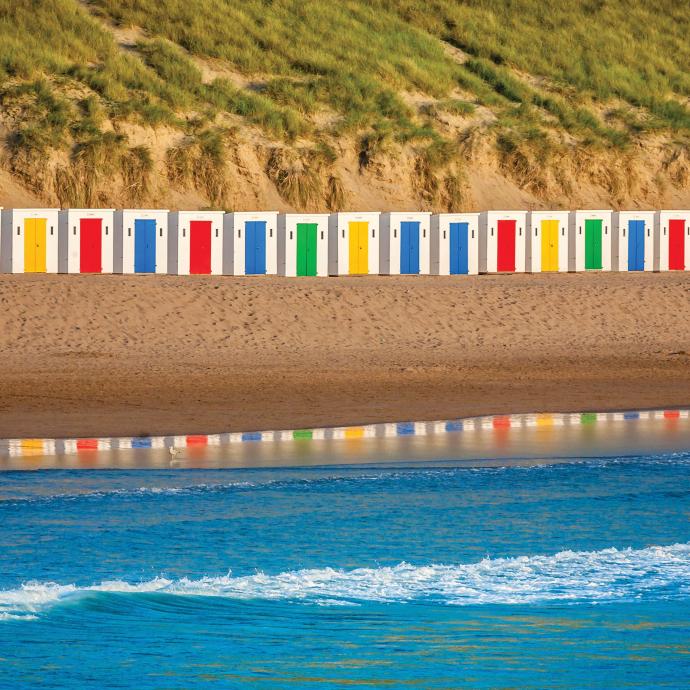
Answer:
[401,0,690,130]
[84,0,690,132]
[1,0,689,207]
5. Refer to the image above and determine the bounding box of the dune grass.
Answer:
[83,0,690,134]
[1,0,689,203]
[391,0,690,129]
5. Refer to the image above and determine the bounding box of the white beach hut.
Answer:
[656,210,690,272]
[168,210,224,275]
[328,212,380,276]
[277,213,329,277]
[223,212,278,276]
[614,211,656,272]
[115,209,169,274]
[568,210,614,272]
[479,211,527,273]
[380,212,431,275]
[0,208,59,273]
[430,213,480,275]
[58,209,115,274]
[527,210,570,273]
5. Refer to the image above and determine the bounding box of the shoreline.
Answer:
[0,272,689,439]
[4,406,689,460]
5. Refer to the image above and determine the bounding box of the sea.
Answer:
[1,415,689,688]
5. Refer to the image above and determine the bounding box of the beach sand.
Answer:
[0,272,688,438]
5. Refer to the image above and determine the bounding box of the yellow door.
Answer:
[348,222,369,274]
[34,218,47,272]
[541,219,559,272]
[358,222,368,274]
[24,218,35,272]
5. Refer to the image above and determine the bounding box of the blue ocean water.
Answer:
[1,454,690,688]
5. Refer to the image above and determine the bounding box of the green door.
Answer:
[584,219,602,270]
[296,223,317,276]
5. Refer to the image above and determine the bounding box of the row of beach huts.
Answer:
[0,208,689,276]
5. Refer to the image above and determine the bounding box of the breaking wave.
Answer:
[3,543,689,620]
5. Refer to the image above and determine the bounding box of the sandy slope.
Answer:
[0,273,688,438]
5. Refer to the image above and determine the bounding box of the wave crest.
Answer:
[2,543,689,620]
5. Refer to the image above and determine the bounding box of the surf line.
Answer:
[1,409,688,459]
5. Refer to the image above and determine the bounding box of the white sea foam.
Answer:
[6,454,690,505]
[0,473,420,505]
[2,543,689,620]
[0,482,258,505]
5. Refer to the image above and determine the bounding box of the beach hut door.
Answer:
[190,220,212,274]
[449,222,469,274]
[497,220,516,272]
[348,222,368,274]
[296,223,317,276]
[400,221,420,274]
[80,218,102,273]
[669,219,685,270]
[134,219,156,273]
[541,220,559,271]
[24,218,47,273]
[628,220,644,271]
[245,221,267,275]
[584,219,602,270]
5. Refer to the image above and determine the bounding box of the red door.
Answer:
[80,218,102,273]
[497,219,516,272]
[669,219,685,270]
[189,220,212,274]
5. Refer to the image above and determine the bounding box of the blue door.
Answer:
[628,220,645,271]
[245,221,267,275]
[449,222,469,274]
[400,221,420,274]
[134,219,156,273]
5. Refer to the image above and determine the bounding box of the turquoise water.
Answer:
[2,453,690,688]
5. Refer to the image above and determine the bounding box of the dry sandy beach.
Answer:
[0,272,689,438]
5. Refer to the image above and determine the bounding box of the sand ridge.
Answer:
[0,272,688,438]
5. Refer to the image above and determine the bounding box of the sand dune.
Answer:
[0,272,688,438]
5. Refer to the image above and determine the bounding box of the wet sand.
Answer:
[0,272,688,438]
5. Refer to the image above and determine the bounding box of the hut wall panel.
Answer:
[115,210,169,274]
[327,212,380,275]
[614,211,656,272]
[225,212,278,276]
[278,213,329,277]
[380,213,431,275]
[527,211,570,273]
[58,209,115,274]
[656,211,690,271]
[431,213,480,275]
[568,211,613,272]
[479,211,527,273]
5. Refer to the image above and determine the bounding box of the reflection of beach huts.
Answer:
[380,212,431,275]
[656,210,690,271]
[1,208,59,273]
[277,213,329,276]
[479,211,527,273]
[614,211,656,272]
[569,210,613,272]
[430,213,479,275]
[224,212,278,275]
[527,211,570,273]
[115,209,168,274]
[169,211,224,275]
[58,209,115,273]
[328,212,380,275]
